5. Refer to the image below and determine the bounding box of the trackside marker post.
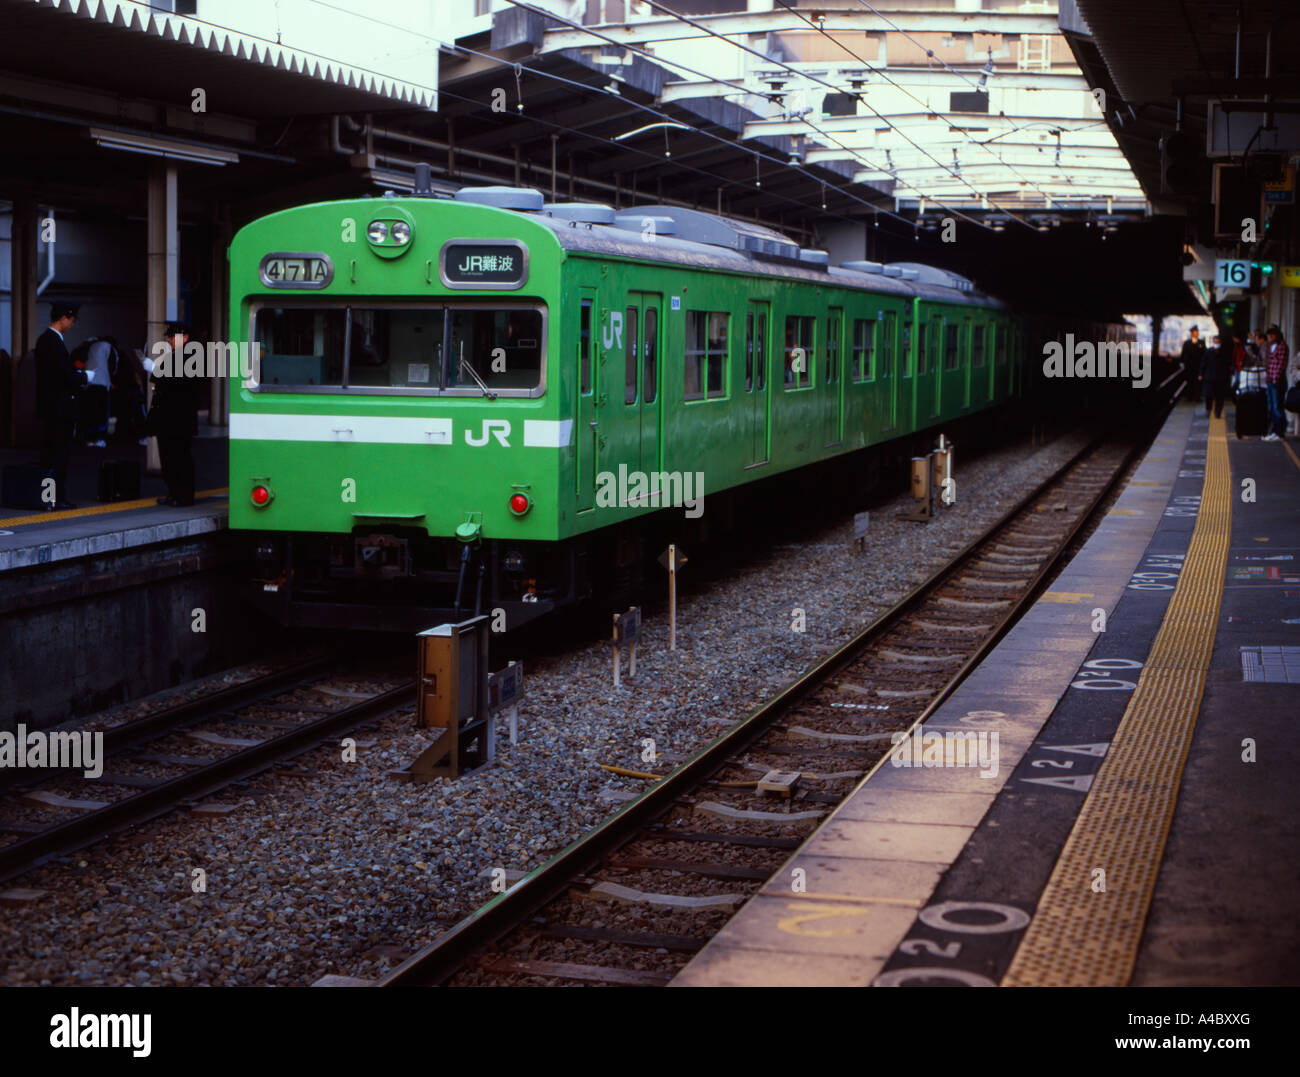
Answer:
[612,607,641,687]
[657,545,688,650]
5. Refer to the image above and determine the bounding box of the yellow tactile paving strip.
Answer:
[1002,415,1231,987]
[0,488,228,529]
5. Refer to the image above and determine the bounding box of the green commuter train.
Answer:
[228,185,1035,631]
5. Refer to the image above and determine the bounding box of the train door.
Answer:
[902,306,915,432]
[914,307,938,422]
[596,299,639,505]
[825,306,844,446]
[627,291,662,483]
[881,309,898,431]
[962,316,973,409]
[577,289,596,512]
[745,300,771,466]
[931,313,946,418]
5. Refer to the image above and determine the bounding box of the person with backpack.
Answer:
[110,340,148,444]
[1263,325,1290,442]
[75,335,115,446]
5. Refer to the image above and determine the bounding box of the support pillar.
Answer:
[145,161,178,473]
[209,202,231,428]
[8,199,40,447]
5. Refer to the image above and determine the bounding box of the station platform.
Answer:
[0,429,228,574]
[673,402,1300,988]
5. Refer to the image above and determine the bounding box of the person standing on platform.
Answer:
[1180,326,1205,401]
[1262,324,1290,442]
[149,323,200,506]
[80,336,114,446]
[1200,334,1231,419]
[34,302,84,510]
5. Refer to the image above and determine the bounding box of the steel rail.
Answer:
[0,681,415,883]
[0,656,338,795]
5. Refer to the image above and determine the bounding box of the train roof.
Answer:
[447,186,1005,309]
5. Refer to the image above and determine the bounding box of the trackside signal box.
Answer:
[395,615,494,781]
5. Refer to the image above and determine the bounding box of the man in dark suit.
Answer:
[150,322,200,506]
[1199,333,1231,418]
[34,302,84,509]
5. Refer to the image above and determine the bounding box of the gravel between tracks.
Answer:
[0,431,1088,986]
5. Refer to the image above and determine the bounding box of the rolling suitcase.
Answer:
[97,459,141,502]
[1234,388,1269,438]
[2,464,47,510]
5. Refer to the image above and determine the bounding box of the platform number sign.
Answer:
[1215,259,1250,287]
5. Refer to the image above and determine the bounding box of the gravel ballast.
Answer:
[0,431,1090,986]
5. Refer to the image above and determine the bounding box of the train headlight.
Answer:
[366,207,416,258]
[509,492,531,516]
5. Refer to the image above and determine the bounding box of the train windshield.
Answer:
[250,303,544,396]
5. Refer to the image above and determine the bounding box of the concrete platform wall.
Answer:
[1,534,273,731]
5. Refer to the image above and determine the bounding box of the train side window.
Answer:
[881,312,896,378]
[644,309,657,404]
[973,324,986,366]
[580,299,592,395]
[852,318,875,382]
[945,323,960,371]
[686,310,727,401]
[917,323,928,375]
[706,312,728,399]
[756,313,767,391]
[625,305,638,404]
[784,315,813,390]
[745,312,754,392]
[253,307,347,387]
[826,311,841,383]
[901,316,912,377]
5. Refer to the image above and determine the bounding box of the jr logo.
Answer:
[465,419,511,447]
[603,311,623,350]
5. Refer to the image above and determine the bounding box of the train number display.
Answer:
[259,253,333,289]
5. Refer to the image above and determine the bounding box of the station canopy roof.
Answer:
[0,0,437,117]
[511,1,1148,228]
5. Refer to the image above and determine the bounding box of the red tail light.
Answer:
[509,492,530,516]
[251,485,272,507]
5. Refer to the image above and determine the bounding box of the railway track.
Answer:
[0,657,414,883]
[373,426,1161,987]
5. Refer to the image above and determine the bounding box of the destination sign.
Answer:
[259,253,333,289]
[440,241,528,289]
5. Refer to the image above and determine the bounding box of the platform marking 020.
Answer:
[1127,552,1185,591]
[872,901,1030,986]
[1069,657,1144,690]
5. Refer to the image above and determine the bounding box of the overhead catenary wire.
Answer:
[299,0,920,232]
[781,0,1064,221]
[504,0,1002,231]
